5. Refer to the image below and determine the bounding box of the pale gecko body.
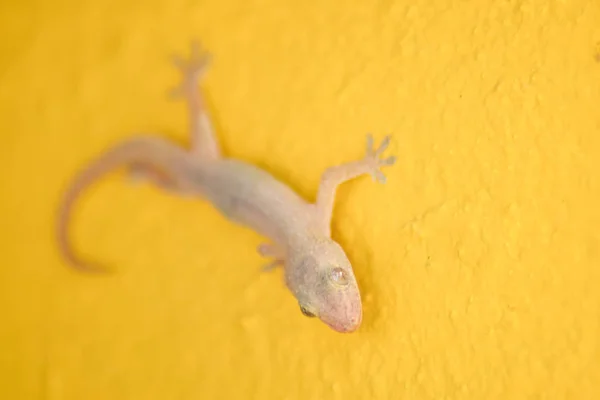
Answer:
[57,42,396,333]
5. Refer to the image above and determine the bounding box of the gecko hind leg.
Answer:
[128,162,192,196]
[127,42,221,194]
[169,40,221,161]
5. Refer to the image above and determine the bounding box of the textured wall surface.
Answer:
[1,0,599,399]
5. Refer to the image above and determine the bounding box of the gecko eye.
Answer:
[299,305,316,317]
[329,267,349,286]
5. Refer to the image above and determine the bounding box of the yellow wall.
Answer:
[1,0,599,398]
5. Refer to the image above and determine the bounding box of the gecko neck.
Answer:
[283,226,330,258]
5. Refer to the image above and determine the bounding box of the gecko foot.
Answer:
[365,134,397,184]
[168,40,212,99]
[262,259,284,272]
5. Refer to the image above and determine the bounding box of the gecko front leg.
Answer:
[315,134,396,236]
[257,243,285,271]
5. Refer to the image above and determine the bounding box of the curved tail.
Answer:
[56,136,191,272]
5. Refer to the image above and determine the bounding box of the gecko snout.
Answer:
[319,297,363,333]
[325,312,362,333]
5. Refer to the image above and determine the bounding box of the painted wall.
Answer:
[1,0,599,398]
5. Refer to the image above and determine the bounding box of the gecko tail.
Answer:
[56,152,120,274]
[56,190,112,274]
[55,136,190,273]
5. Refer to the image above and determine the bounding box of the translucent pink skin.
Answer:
[321,267,363,333]
[319,290,363,333]
[56,42,395,333]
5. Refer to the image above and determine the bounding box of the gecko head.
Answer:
[290,241,363,333]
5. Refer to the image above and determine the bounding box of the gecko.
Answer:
[56,41,396,333]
